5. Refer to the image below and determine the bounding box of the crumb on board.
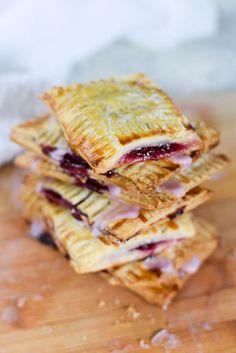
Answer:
[114,297,121,305]
[16,296,27,308]
[1,305,20,325]
[126,305,141,320]
[202,322,212,331]
[98,300,106,308]
[139,339,150,350]
[151,329,181,349]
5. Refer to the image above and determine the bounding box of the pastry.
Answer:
[21,178,196,273]
[19,151,227,243]
[41,74,203,173]
[104,218,217,308]
[11,113,221,208]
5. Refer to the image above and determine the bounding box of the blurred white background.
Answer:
[0,0,235,164]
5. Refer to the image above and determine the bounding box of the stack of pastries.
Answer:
[11,74,229,308]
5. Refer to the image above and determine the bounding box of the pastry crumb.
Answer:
[98,300,106,308]
[126,305,141,319]
[82,335,87,342]
[114,297,121,305]
[151,329,181,349]
[202,322,212,331]
[139,339,150,350]
[16,296,27,308]
[1,305,20,325]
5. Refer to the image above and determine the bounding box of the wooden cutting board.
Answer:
[0,93,236,353]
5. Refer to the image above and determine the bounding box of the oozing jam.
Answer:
[119,142,191,165]
[60,152,90,178]
[134,239,182,256]
[104,170,116,178]
[41,188,86,221]
[41,144,108,193]
[168,207,185,220]
[75,178,108,194]
[38,231,57,249]
[41,144,90,178]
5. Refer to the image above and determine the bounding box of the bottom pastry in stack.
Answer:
[20,174,217,308]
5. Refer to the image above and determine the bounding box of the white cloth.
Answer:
[0,0,218,164]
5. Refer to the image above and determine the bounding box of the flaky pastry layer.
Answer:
[41,74,202,173]
[105,219,217,307]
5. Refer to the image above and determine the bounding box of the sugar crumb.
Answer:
[1,305,20,325]
[151,329,181,349]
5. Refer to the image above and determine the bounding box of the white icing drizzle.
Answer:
[108,185,122,198]
[49,147,69,162]
[157,179,185,198]
[143,256,174,273]
[91,201,140,237]
[181,255,201,273]
[35,181,43,192]
[31,159,39,173]
[139,339,150,349]
[170,154,192,170]
[29,220,45,238]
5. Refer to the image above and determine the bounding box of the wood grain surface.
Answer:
[0,93,236,353]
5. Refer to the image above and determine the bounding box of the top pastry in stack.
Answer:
[11,74,228,296]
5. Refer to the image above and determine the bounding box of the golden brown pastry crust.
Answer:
[14,149,228,212]
[17,151,228,244]
[41,74,202,173]
[11,114,222,201]
[105,219,218,307]
[21,176,196,272]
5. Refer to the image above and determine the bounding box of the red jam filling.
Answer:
[41,188,86,221]
[41,145,108,193]
[119,142,190,165]
[41,145,90,178]
[134,239,182,256]
[168,206,185,220]
[38,231,57,249]
[75,178,108,193]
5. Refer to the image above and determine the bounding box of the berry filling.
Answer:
[41,144,90,178]
[119,142,190,165]
[41,144,108,193]
[134,238,182,256]
[38,232,57,249]
[41,188,86,221]
[75,178,108,194]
